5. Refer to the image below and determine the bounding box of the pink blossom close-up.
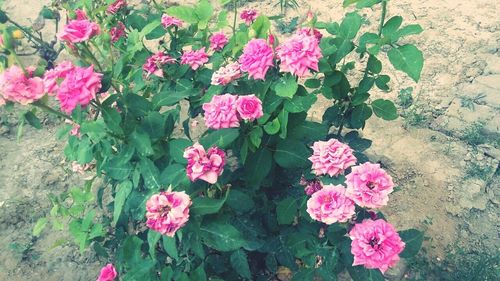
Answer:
[107,0,127,14]
[183,143,226,184]
[276,33,322,77]
[345,162,395,209]
[97,263,117,281]
[306,184,355,224]
[0,65,45,105]
[349,219,405,273]
[181,47,209,70]
[56,65,102,113]
[58,19,100,43]
[309,139,357,177]
[146,190,191,237]
[240,9,258,25]
[211,62,242,86]
[202,94,240,129]
[110,22,126,42]
[143,52,176,77]
[235,94,263,121]
[161,14,183,28]
[74,9,88,20]
[238,39,274,80]
[43,61,75,95]
[209,32,228,51]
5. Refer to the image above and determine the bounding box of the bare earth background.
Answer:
[0,0,498,280]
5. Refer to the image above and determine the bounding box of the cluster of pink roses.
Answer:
[183,143,226,184]
[145,189,192,237]
[202,94,263,130]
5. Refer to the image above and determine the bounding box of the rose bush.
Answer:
[0,0,425,280]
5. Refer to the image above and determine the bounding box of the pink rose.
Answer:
[306,184,355,224]
[110,22,126,42]
[309,139,357,177]
[107,0,127,14]
[202,94,240,129]
[209,32,228,51]
[345,162,395,209]
[161,14,183,28]
[276,32,322,77]
[143,52,176,78]
[349,219,405,273]
[240,9,258,25]
[0,65,45,105]
[43,61,75,95]
[235,94,263,121]
[238,39,274,80]
[56,65,102,113]
[97,264,117,281]
[146,190,192,237]
[211,62,242,86]
[58,19,100,43]
[74,9,88,20]
[181,47,209,70]
[183,143,226,184]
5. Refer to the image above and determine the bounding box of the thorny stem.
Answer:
[378,0,388,36]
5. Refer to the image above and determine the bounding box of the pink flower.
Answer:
[183,143,226,184]
[235,94,263,121]
[306,184,355,224]
[56,65,102,113]
[72,161,94,174]
[58,19,100,43]
[202,94,240,129]
[349,219,405,273]
[70,124,81,137]
[161,14,183,28]
[107,0,127,14]
[0,65,45,105]
[238,39,274,80]
[309,139,357,177]
[211,62,242,86]
[146,190,192,237]
[210,32,228,51]
[110,22,126,42]
[97,264,117,281]
[143,52,176,77]
[240,9,258,25]
[276,33,322,77]
[345,162,395,209]
[75,9,88,20]
[181,47,209,70]
[300,177,323,196]
[43,61,75,95]
[297,27,323,42]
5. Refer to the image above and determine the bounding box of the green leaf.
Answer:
[162,236,179,260]
[304,78,321,88]
[367,55,382,74]
[147,230,161,259]
[227,190,255,213]
[394,24,423,40]
[113,181,132,226]
[33,217,48,237]
[288,121,328,141]
[153,86,191,108]
[275,75,298,99]
[130,129,154,156]
[140,158,161,190]
[102,107,123,135]
[382,16,403,37]
[190,264,207,281]
[251,16,271,38]
[375,75,390,91]
[200,221,246,251]
[192,189,229,215]
[249,127,263,148]
[195,0,213,29]
[387,44,423,82]
[340,12,362,39]
[264,118,280,135]
[200,128,239,149]
[245,148,272,186]
[168,139,192,164]
[274,140,310,168]
[80,120,106,142]
[320,37,338,56]
[371,99,398,120]
[230,249,252,279]
[276,197,297,225]
[166,6,198,23]
[350,104,373,129]
[399,229,424,258]
[24,111,41,129]
[140,21,161,37]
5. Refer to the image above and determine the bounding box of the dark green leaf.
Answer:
[200,128,239,148]
[245,148,272,186]
[140,158,161,190]
[168,138,192,164]
[275,75,298,99]
[192,190,229,215]
[230,249,252,279]
[102,107,123,135]
[200,221,246,251]
[276,197,297,225]
[349,104,372,129]
[251,16,271,38]
[399,229,424,258]
[367,55,382,74]
[227,190,255,213]
[387,44,424,82]
[130,129,154,156]
[340,12,362,39]
[264,117,280,135]
[249,127,263,148]
[371,99,398,120]
[147,230,161,259]
[113,181,132,226]
[304,79,321,88]
[375,75,390,91]
[382,16,403,37]
[274,140,310,168]
[24,111,41,129]
[162,236,179,260]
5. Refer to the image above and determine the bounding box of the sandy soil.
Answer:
[0,0,499,280]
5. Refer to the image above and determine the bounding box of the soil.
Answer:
[0,0,498,280]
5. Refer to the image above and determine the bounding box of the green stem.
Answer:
[232,0,238,37]
[81,43,103,71]
[33,101,72,120]
[378,0,388,36]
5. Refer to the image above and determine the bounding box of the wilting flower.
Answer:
[209,32,228,51]
[184,143,226,184]
[235,94,263,121]
[297,27,323,42]
[143,52,176,77]
[211,62,242,86]
[345,162,395,209]
[56,65,102,113]
[306,184,355,224]
[239,39,274,80]
[58,19,100,43]
[309,139,357,177]
[74,9,87,20]
[65,119,81,138]
[181,47,209,70]
[349,219,405,273]
[146,190,191,237]
[202,94,240,129]
[276,33,322,77]
[97,263,117,281]
[110,22,126,42]
[0,65,45,105]
[107,0,127,14]
[161,14,183,28]
[240,9,258,25]
[300,176,323,196]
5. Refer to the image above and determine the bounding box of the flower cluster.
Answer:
[145,190,191,237]
[97,264,117,281]
[107,0,127,14]
[211,62,242,86]
[345,162,395,208]
[209,32,228,51]
[309,139,357,177]
[0,65,45,105]
[240,9,258,25]
[181,47,209,70]
[143,52,176,77]
[183,143,226,184]
[58,19,100,43]
[161,14,183,28]
[306,184,355,224]
[276,32,322,77]
[239,39,274,80]
[202,94,263,129]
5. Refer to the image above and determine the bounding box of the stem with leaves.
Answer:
[378,0,388,36]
